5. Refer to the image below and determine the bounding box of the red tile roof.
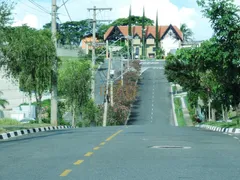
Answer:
[104,25,183,41]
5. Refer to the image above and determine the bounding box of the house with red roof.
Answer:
[104,24,183,58]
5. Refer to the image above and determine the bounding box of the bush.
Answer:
[59,119,70,126]
[82,100,99,124]
[0,118,20,125]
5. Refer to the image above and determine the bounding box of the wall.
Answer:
[161,36,181,56]
[0,69,27,110]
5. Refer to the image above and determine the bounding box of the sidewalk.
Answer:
[171,84,193,127]
[180,96,193,126]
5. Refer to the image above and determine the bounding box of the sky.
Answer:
[11,0,240,40]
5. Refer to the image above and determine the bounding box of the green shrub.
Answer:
[59,119,70,126]
[0,118,20,125]
[76,121,83,127]
[42,118,50,124]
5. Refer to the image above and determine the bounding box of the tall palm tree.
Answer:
[0,91,8,108]
[180,23,194,42]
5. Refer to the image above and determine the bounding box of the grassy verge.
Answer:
[184,96,195,121]
[0,118,51,133]
[174,97,186,126]
[203,118,240,128]
[59,56,80,61]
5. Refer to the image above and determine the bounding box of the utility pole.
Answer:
[110,52,114,106]
[103,48,112,127]
[121,57,123,86]
[106,40,109,58]
[127,39,130,70]
[88,6,112,102]
[131,27,134,60]
[51,0,58,126]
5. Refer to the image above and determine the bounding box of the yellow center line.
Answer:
[93,146,100,150]
[105,130,123,142]
[84,152,93,157]
[73,160,84,165]
[100,142,105,146]
[60,169,72,177]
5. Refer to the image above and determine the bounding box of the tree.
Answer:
[0,1,13,28]
[180,23,193,42]
[111,15,154,27]
[155,10,160,58]
[142,7,146,59]
[0,1,13,49]
[197,0,240,118]
[0,91,8,108]
[128,6,132,57]
[43,20,96,47]
[58,60,91,127]
[0,26,57,123]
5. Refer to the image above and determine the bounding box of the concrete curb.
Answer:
[170,85,178,126]
[0,125,75,140]
[196,124,240,134]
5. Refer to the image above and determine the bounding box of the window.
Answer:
[136,47,139,55]
[153,47,156,52]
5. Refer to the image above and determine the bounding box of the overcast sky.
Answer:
[12,0,240,40]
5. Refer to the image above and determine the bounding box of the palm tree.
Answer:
[180,23,194,42]
[0,91,8,108]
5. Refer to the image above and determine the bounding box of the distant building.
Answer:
[181,41,203,48]
[80,34,100,54]
[104,24,183,58]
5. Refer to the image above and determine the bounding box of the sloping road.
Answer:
[1,65,240,180]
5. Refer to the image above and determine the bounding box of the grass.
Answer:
[59,56,80,61]
[0,118,51,133]
[203,117,240,128]
[174,97,186,126]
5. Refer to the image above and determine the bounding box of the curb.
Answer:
[170,85,178,126]
[196,124,240,134]
[0,125,74,140]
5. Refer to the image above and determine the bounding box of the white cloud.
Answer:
[12,0,213,40]
[12,14,39,28]
[118,0,197,29]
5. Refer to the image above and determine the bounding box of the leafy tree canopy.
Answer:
[180,23,194,42]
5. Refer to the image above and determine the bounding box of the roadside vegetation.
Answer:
[0,118,51,133]
[174,97,186,126]
[165,0,240,127]
[0,1,140,129]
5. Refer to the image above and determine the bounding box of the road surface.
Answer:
[1,61,240,180]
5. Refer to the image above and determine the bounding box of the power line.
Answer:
[58,0,71,9]
[28,0,50,14]
[18,0,49,15]
[62,0,72,21]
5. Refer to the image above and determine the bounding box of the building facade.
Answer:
[104,24,183,58]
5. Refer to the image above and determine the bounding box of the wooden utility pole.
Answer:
[87,6,112,102]
[121,58,123,86]
[110,59,114,107]
[103,48,112,127]
[51,0,58,126]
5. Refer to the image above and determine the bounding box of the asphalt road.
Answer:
[1,64,240,180]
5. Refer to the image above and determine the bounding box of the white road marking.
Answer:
[229,134,233,136]
[234,137,239,140]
